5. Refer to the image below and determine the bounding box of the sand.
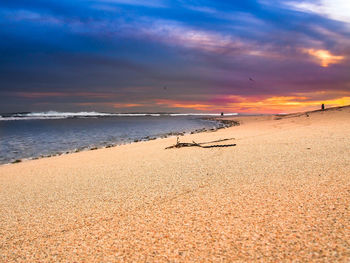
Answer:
[0,106,349,262]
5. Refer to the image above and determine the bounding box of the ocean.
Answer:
[0,111,237,164]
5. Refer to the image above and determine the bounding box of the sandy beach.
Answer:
[0,106,349,262]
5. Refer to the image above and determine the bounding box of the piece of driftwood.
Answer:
[165,137,236,149]
[196,138,235,145]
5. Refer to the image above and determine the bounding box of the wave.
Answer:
[0,111,238,121]
[14,111,115,117]
[0,116,69,121]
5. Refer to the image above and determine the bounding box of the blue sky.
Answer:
[1,0,349,113]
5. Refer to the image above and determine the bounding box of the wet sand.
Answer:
[0,106,349,262]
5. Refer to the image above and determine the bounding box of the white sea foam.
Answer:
[0,111,116,121]
[15,111,115,117]
[0,116,67,121]
[0,111,238,121]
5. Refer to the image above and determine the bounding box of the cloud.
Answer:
[143,21,241,53]
[113,103,144,108]
[99,0,166,8]
[303,48,345,67]
[137,20,293,61]
[152,93,350,114]
[14,91,117,99]
[0,8,63,25]
[287,0,350,24]
[156,99,214,111]
[1,0,350,113]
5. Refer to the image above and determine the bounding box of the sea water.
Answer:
[0,111,237,164]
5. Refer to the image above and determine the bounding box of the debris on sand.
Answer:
[166,137,236,149]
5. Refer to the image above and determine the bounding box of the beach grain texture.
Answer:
[0,106,350,262]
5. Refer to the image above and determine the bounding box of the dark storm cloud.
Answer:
[0,0,349,113]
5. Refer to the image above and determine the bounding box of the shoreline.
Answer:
[3,118,240,166]
[1,105,344,166]
[3,104,344,166]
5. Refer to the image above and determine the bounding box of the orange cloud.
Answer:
[155,93,350,114]
[304,49,344,67]
[228,95,350,113]
[156,99,213,111]
[75,102,144,108]
[113,103,143,108]
[14,91,350,114]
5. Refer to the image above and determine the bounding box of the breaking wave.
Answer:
[0,111,238,121]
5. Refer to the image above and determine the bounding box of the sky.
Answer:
[0,0,350,114]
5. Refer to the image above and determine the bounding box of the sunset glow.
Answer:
[1,0,349,113]
[154,93,350,114]
[304,49,345,67]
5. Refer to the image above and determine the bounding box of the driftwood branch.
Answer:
[195,138,235,145]
[165,137,236,149]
